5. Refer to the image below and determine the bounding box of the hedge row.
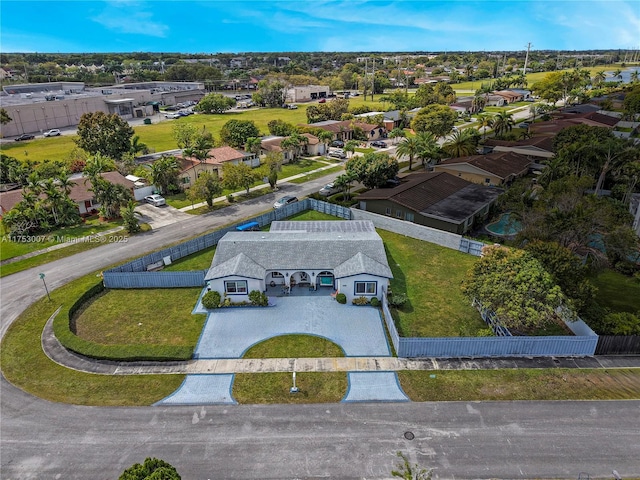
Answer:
[53,282,194,362]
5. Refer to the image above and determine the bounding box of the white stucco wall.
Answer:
[208,276,263,303]
[335,274,388,303]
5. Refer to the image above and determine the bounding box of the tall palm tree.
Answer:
[316,130,334,156]
[631,70,639,84]
[490,111,515,137]
[395,136,420,171]
[415,132,441,169]
[593,71,607,85]
[344,140,359,158]
[442,129,479,158]
[183,134,214,175]
[476,113,493,140]
[129,135,149,156]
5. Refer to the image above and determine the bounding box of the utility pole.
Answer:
[523,42,532,76]
[371,56,375,102]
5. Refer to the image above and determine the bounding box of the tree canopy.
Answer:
[461,245,569,334]
[346,152,399,189]
[119,457,181,480]
[75,111,134,160]
[220,119,260,148]
[410,104,457,138]
[195,92,235,114]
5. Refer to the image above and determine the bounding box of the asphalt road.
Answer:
[2,379,639,479]
[2,157,640,479]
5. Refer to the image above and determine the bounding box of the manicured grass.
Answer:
[399,368,640,401]
[232,372,347,404]
[0,217,123,261]
[590,270,640,313]
[355,147,375,154]
[0,135,78,162]
[286,210,343,222]
[287,164,344,184]
[73,288,205,345]
[0,273,184,406]
[243,334,345,358]
[164,246,216,271]
[378,229,483,337]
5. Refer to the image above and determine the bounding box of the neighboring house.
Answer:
[177,146,259,187]
[483,94,505,107]
[354,111,405,132]
[630,194,640,238]
[435,151,531,187]
[493,90,523,103]
[356,172,502,234]
[259,133,325,161]
[483,137,555,160]
[301,120,387,141]
[286,85,331,103]
[0,171,135,217]
[204,220,393,303]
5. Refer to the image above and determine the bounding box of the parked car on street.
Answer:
[273,195,298,209]
[14,134,35,141]
[144,194,166,206]
[164,112,181,119]
[328,150,346,159]
[518,122,530,129]
[43,129,61,137]
[319,183,340,196]
[330,140,345,148]
[371,141,387,148]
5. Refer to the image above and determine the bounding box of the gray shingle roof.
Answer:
[205,224,393,281]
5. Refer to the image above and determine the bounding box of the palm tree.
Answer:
[150,156,180,194]
[183,134,214,175]
[442,129,479,158]
[631,70,639,84]
[316,130,334,156]
[395,136,421,171]
[333,171,356,199]
[613,69,623,81]
[415,132,441,169]
[490,111,515,137]
[130,135,149,156]
[475,113,493,141]
[593,71,607,85]
[529,104,543,124]
[344,140,359,158]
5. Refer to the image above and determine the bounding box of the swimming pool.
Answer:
[485,212,522,236]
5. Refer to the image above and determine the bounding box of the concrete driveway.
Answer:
[135,202,191,229]
[193,295,391,358]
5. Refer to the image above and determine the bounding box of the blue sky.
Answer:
[1,1,639,53]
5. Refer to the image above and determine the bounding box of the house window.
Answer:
[405,212,414,222]
[355,281,377,296]
[485,178,491,184]
[224,280,248,294]
[182,177,190,184]
[395,210,403,218]
[385,207,391,216]
[271,272,284,278]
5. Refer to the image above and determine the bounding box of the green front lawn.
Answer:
[590,269,640,313]
[243,335,344,358]
[233,372,347,404]
[379,229,483,337]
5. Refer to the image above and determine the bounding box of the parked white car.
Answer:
[144,194,166,206]
[164,113,181,119]
[43,129,61,137]
[319,183,340,196]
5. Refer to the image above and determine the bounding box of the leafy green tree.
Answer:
[388,127,406,144]
[0,108,12,125]
[119,457,181,480]
[262,151,283,189]
[333,171,357,199]
[346,152,399,189]
[90,175,133,219]
[195,93,235,114]
[222,161,260,194]
[150,156,180,194]
[0,154,30,185]
[267,119,297,136]
[220,119,260,148]
[255,79,288,107]
[186,171,222,208]
[410,104,458,138]
[120,200,141,234]
[344,139,359,158]
[461,245,569,334]
[172,123,198,150]
[622,86,640,119]
[244,136,262,158]
[75,111,134,160]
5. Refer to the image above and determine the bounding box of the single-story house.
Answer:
[356,172,502,234]
[483,94,506,107]
[0,171,135,217]
[177,146,259,186]
[204,220,393,303]
[493,90,523,103]
[434,151,531,187]
[483,137,555,160]
[260,133,325,161]
[301,120,386,141]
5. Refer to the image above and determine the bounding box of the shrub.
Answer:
[336,293,347,304]
[248,290,268,306]
[202,290,221,309]
[370,297,380,307]
[352,296,369,306]
[389,292,408,308]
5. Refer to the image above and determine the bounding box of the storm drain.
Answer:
[404,431,415,440]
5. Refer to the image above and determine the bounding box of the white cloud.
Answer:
[91,2,169,38]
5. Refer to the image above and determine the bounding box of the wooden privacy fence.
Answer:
[595,335,640,355]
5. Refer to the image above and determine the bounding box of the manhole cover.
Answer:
[404,431,415,440]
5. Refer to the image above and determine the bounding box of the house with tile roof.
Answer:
[176,146,259,187]
[434,151,532,187]
[204,220,393,303]
[483,137,555,159]
[260,133,325,162]
[356,172,502,234]
[0,171,135,216]
[300,120,387,142]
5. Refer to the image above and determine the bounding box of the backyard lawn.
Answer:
[378,229,484,337]
[589,269,640,314]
